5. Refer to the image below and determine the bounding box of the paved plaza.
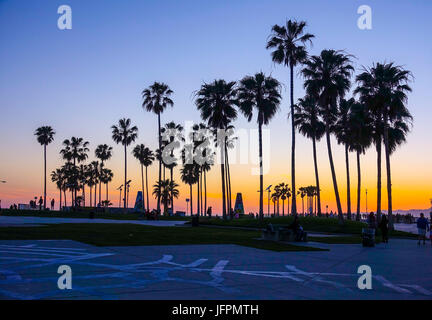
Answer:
[0,237,431,300]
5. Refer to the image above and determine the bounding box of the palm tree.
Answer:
[267,19,314,216]
[60,137,89,206]
[133,144,154,211]
[302,49,354,221]
[77,164,88,206]
[35,126,55,209]
[278,183,290,216]
[335,98,356,220]
[273,184,282,215]
[181,164,199,216]
[95,144,113,204]
[153,179,180,215]
[142,82,174,214]
[237,72,282,220]
[90,161,100,207]
[298,187,307,214]
[111,118,138,210]
[294,95,325,216]
[195,79,238,220]
[349,102,373,221]
[100,167,114,204]
[51,168,65,210]
[161,121,184,214]
[355,63,412,229]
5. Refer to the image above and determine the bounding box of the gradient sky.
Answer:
[0,0,431,213]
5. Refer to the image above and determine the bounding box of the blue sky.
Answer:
[0,0,431,211]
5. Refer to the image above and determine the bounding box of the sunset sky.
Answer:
[0,0,431,214]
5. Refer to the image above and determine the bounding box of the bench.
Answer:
[262,224,308,242]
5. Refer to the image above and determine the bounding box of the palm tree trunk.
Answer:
[189,184,193,216]
[99,162,103,205]
[64,189,67,207]
[383,115,393,230]
[200,168,203,216]
[82,185,86,207]
[157,113,162,214]
[204,170,207,215]
[312,136,322,216]
[225,145,232,217]
[282,199,285,216]
[376,139,382,223]
[141,164,145,210]
[170,167,174,215]
[197,170,200,216]
[219,138,227,220]
[258,122,264,220]
[287,197,290,216]
[325,124,344,221]
[345,145,352,220]
[89,186,92,207]
[145,166,150,212]
[43,145,47,210]
[124,144,127,210]
[94,184,97,207]
[356,150,361,221]
[59,189,62,211]
[290,64,297,216]
[106,183,108,202]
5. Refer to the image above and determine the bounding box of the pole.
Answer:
[366,189,368,215]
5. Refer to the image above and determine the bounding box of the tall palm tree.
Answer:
[35,126,55,209]
[349,102,373,221]
[95,144,113,205]
[294,95,325,216]
[161,121,184,214]
[335,98,356,220]
[298,187,307,214]
[111,118,138,210]
[267,19,314,216]
[60,137,89,206]
[142,82,174,214]
[355,63,412,229]
[153,179,179,215]
[195,79,238,220]
[237,72,282,220]
[133,144,154,211]
[181,164,199,216]
[278,183,290,216]
[302,49,354,221]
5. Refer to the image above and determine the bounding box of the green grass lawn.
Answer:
[0,209,191,221]
[0,223,325,252]
[197,216,417,238]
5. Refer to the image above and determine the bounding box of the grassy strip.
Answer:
[0,223,325,252]
[0,209,190,221]
[197,216,417,238]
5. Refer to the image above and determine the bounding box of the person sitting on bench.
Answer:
[288,216,305,241]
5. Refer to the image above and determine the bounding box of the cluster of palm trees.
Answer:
[47,137,115,209]
[34,19,412,229]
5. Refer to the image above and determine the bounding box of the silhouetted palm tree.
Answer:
[111,118,138,209]
[35,126,55,209]
[133,144,154,211]
[51,167,65,210]
[100,167,114,204]
[161,121,184,214]
[355,63,412,228]
[267,19,314,216]
[142,82,174,213]
[294,95,325,216]
[95,144,113,204]
[302,50,354,221]
[60,137,89,206]
[181,164,199,216]
[237,72,282,220]
[195,79,238,220]
[153,179,179,215]
[335,98,356,220]
[349,102,373,221]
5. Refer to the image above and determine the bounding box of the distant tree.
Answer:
[35,126,55,209]
[142,82,174,213]
[267,19,314,216]
[237,72,282,220]
[111,118,138,209]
